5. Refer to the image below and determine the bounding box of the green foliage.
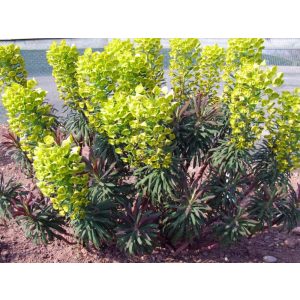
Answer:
[163,193,212,246]
[87,157,130,205]
[135,165,178,204]
[248,185,299,231]
[211,139,251,175]
[0,130,33,176]
[92,133,121,166]
[13,192,66,244]
[252,140,289,187]
[175,95,224,166]
[47,40,81,108]
[71,200,115,249]
[205,170,243,212]
[65,109,93,145]
[116,199,160,255]
[0,44,27,90]
[2,80,55,159]
[274,195,300,231]
[33,135,89,219]
[0,172,21,220]
[214,208,258,245]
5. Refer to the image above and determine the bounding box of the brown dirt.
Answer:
[1,124,300,263]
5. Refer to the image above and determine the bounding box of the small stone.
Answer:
[284,237,299,248]
[263,255,277,263]
[291,227,300,236]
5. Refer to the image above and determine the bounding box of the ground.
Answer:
[1,124,300,263]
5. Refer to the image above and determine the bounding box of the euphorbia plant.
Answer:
[0,38,299,255]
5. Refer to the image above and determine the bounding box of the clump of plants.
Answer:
[0,39,299,255]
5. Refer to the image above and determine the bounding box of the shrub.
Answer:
[116,199,160,256]
[0,38,300,255]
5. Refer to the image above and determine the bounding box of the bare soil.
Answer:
[1,124,300,263]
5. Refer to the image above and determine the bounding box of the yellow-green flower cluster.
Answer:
[77,39,163,104]
[223,38,264,102]
[99,86,178,168]
[47,40,80,108]
[229,63,283,149]
[224,39,300,172]
[104,38,134,58]
[76,48,119,131]
[169,38,201,101]
[2,79,55,159]
[109,38,164,94]
[134,38,164,88]
[33,136,89,219]
[267,89,300,171]
[0,44,27,90]
[76,39,164,132]
[197,44,225,99]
